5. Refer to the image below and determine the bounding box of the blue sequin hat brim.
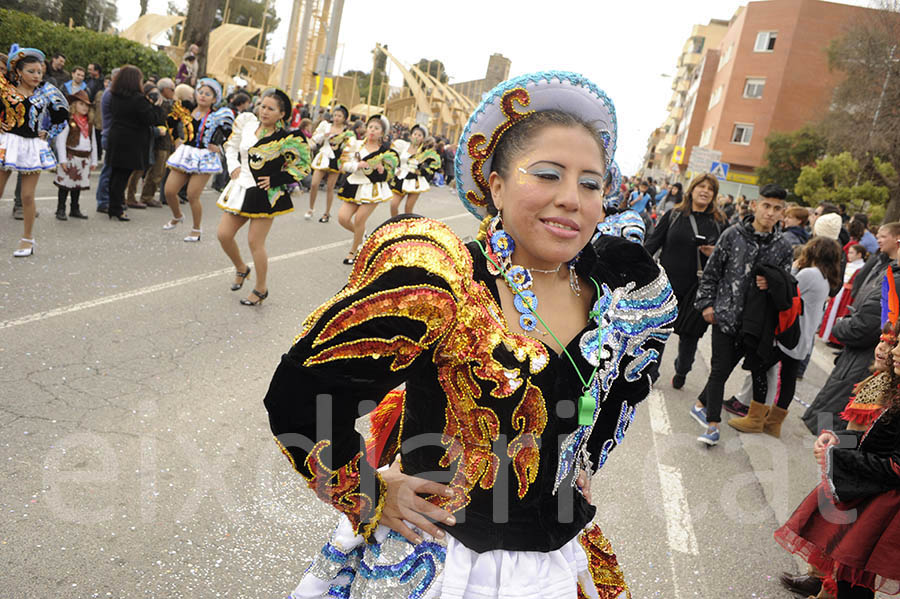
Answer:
[197,77,223,103]
[7,46,46,72]
[454,71,617,220]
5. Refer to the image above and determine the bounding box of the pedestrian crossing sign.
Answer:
[710,161,729,180]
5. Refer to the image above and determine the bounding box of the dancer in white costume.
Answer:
[305,104,353,223]
[163,77,234,242]
[389,124,442,217]
[0,45,69,256]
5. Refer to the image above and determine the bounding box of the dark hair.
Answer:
[230,91,251,109]
[854,212,869,227]
[676,173,726,222]
[10,55,42,83]
[669,182,683,203]
[72,65,85,74]
[259,89,288,116]
[847,243,869,261]
[333,105,349,120]
[111,65,144,96]
[848,219,866,240]
[51,53,65,60]
[142,82,158,95]
[366,114,386,133]
[818,202,840,215]
[88,63,103,75]
[797,237,843,290]
[491,109,607,180]
[759,183,787,200]
[184,54,196,62]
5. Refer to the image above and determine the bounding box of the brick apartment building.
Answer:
[646,0,880,189]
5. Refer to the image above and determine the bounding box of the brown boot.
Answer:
[763,405,789,438]
[727,400,768,433]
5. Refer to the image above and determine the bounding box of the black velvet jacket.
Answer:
[264,217,676,553]
[829,410,900,502]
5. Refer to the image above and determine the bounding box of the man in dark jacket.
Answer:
[801,222,900,434]
[691,184,794,446]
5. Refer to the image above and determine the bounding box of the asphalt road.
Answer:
[0,173,850,598]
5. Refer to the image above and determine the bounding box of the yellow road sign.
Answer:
[672,146,685,164]
[726,171,759,184]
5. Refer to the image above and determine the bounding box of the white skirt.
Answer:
[402,176,430,194]
[0,132,57,173]
[166,144,222,175]
[288,516,630,599]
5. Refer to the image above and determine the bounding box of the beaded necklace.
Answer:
[475,225,602,426]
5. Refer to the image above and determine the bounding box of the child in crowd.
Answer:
[53,90,97,220]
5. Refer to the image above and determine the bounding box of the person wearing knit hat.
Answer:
[814,212,843,241]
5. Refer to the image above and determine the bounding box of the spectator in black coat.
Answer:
[105,65,163,221]
[645,173,727,388]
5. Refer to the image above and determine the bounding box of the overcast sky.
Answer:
[119,0,873,174]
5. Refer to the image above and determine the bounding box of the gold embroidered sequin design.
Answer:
[465,88,534,213]
[577,525,632,599]
[295,218,550,513]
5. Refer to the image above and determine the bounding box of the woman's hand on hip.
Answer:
[380,459,456,544]
[257,175,271,190]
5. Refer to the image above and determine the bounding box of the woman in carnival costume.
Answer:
[163,77,234,242]
[305,103,353,222]
[215,88,312,306]
[389,123,442,217]
[0,45,69,256]
[335,113,398,265]
[263,71,677,598]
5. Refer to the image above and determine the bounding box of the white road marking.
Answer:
[648,387,673,435]
[0,212,472,330]
[644,388,699,596]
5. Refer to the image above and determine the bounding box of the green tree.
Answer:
[821,0,900,220]
[754,125,826,199]
[0,0,61,22]
[59,0,87,26]
[794,152,894,212]
[413,58,449,83]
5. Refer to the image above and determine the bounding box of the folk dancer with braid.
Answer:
[264,72,677,598]
[215,88,311,306]
[335,113,398,265]
[305,104,352,222]
[0,45,69,256]
[389,124,442,217]
[163,77,234,242]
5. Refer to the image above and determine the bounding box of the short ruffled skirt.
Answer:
[339,181,394,205]
[775,484,900,595]
[311,148,340,173]
[390,174,430,195]
[287,516,630,599]
[166,144,222,175]
[54,155,92,189]
[0,132,57,173]
[216,178,293,219]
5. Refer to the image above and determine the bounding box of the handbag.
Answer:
[672,213,710,338]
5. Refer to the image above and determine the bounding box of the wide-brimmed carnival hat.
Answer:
[66,89,92,106]
[454,71,617,219]
[7,44,45,72]
[196,77,223,103]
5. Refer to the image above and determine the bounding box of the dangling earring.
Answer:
[568,251,582,296]
[486,211,515,275]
